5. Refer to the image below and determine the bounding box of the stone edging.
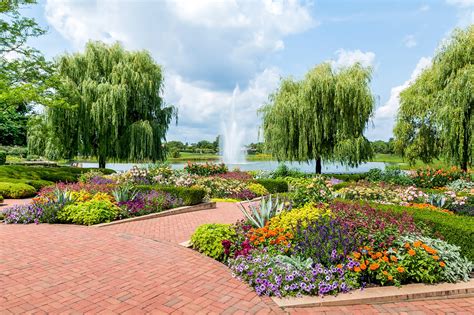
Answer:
[93,202,216,227]
[273,279,474,308]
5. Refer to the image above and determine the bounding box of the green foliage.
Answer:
[246,183,268,196]
[0,165,114,183]
[271,164,308,178]
[184,162,227,176]
[111,185,138,203]
[394,25,474,171]
[58,199,120,225]
[40,41,176,168]
[366,167,414,186]
[0,151,5,165]
[262,63,375,173]
[191,223,236,261]
[0,182,36,198]
[135,185,205,205]
[326,173,368,182]
[268,203,331,232]
[331,182,351,190]
[254,179,289,193]
[411,167,468,188]
[238,195,286,228]
[374,203,474,261]
[0,194,3,203]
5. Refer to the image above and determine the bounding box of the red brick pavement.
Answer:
[1,201,473,314]
[103,202,246,243]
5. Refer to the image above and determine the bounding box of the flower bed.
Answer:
[190,195,473,299]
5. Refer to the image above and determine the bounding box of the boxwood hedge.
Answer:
[135,185,206,206]
[0,182,37,198]
[254,179,289,193]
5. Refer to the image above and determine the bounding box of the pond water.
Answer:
[81,160,388,173]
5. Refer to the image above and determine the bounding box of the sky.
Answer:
[21,0,474,144]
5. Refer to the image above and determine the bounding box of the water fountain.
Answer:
[220,85,246,164]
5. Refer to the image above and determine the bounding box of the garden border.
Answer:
[273,279,474,308]
[93,201,216,227]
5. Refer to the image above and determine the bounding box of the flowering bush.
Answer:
[229,250,360,297]
[214,171,253,181]
[348,239,446,286]
[2,204,43,224]
[289,176,333,206]
[246,183,269,196]
[248,225,292,249]
[336,183,398,204]
[291,217,360,266]
[196,177,247,199]
[398,234,472,282]
[410,167,468,188]
[185,162,227,176]
[268,203,330,232]
[329,201,419,249]
[118,190,183,217]
[229,189,257,200]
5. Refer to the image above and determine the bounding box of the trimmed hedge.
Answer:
[0,165,115,183]
[0,194,3,203]
[255,179,289,193]
[326,173,368,182]
[0,177,53,190]
[0,182,37,198]
[373,203,474,262]
[0,151,6,165]
[135,185,206,206]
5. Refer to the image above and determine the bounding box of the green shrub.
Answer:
[0,182,37,198]
[255,179,288,193]
[135,185,205,205]
[191,223,236,261]
[247,183,268,196]
[0,177,54,190]
[58,200,120,225]
[331,182,351,190]
[373,203,474,262]
[326,173,367,182]
[0,165,115,183]
[0,151,6,165]
[0,195,3,203]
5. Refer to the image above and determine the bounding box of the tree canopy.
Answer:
[0,0,53,146]
[261,62,375,173]
[394,25,473,171]
[37,41,175,168]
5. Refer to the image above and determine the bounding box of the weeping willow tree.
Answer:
[43,41,175,168]
[261,63,375,174]
[394,26,473,171]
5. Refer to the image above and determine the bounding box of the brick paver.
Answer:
[1,200,473,314]
[103,202,246,243]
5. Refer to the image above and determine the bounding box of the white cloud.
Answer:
[331,49,376,69]
[446,0,474,7]
[166,67,282,143]
[44,0,314,143]
[446,0,474,26]
[403,35,417,48]
[375,57,431,120]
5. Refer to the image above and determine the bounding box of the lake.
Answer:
[81,160,388,173]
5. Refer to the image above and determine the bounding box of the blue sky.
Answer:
[22,0,474,144]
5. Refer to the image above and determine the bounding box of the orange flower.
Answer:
[390,255,398,262]
[354,266,361,272]
[397,266,405,273]
[369,263,380,271]
[365,260,369,266]
[337,264,343,269]
[360,263,367,270]
[413,241,422,248]
[382,270,388,275]
[404,243,410,249]
[382,256,389,262]
[439,262,446,268]
[432,255,440,261]
[408,249,416,256]
[376,252,383,258]
[353,252,361,259]
[388,275,393,281]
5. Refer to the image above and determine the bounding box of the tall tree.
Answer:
[0,0,59,146]
[394,26,473,171]
[261,63,374,173]
[46,41,175,168]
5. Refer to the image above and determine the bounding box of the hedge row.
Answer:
[255,179,289,193]
[135,185,206,206]
[326,173,368,182]
[0,165,115,183]
[374,203,474,262]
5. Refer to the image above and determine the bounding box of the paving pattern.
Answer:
[1,200,473,314]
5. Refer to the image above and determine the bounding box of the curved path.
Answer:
[1,201,473,314]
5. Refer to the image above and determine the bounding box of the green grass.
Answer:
[370,154,453,170]
[167,152,219,162]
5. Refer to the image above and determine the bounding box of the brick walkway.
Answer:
[1,200,473,314]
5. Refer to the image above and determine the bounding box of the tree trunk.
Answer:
[315,158,322,174]
[98,155,106,169]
